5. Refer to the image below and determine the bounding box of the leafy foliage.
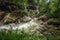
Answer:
[0,30,60,40]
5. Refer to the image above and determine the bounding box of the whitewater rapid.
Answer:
[0,19,39,30]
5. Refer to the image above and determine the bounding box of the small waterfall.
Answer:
[36,6,39,14]
[24,6,27,12]
[46,0,50,3]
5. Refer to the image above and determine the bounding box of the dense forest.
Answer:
[0,0,60,40]
[0,0,60,25]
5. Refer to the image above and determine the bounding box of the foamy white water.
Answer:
[0,19,38,30]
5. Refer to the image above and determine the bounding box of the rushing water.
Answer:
[0,19,39,31]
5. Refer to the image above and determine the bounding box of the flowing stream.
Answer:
[0,19,39,31]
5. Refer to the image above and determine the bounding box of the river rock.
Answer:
[22,16,31,22]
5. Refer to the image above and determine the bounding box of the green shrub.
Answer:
[0,30,60,40]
